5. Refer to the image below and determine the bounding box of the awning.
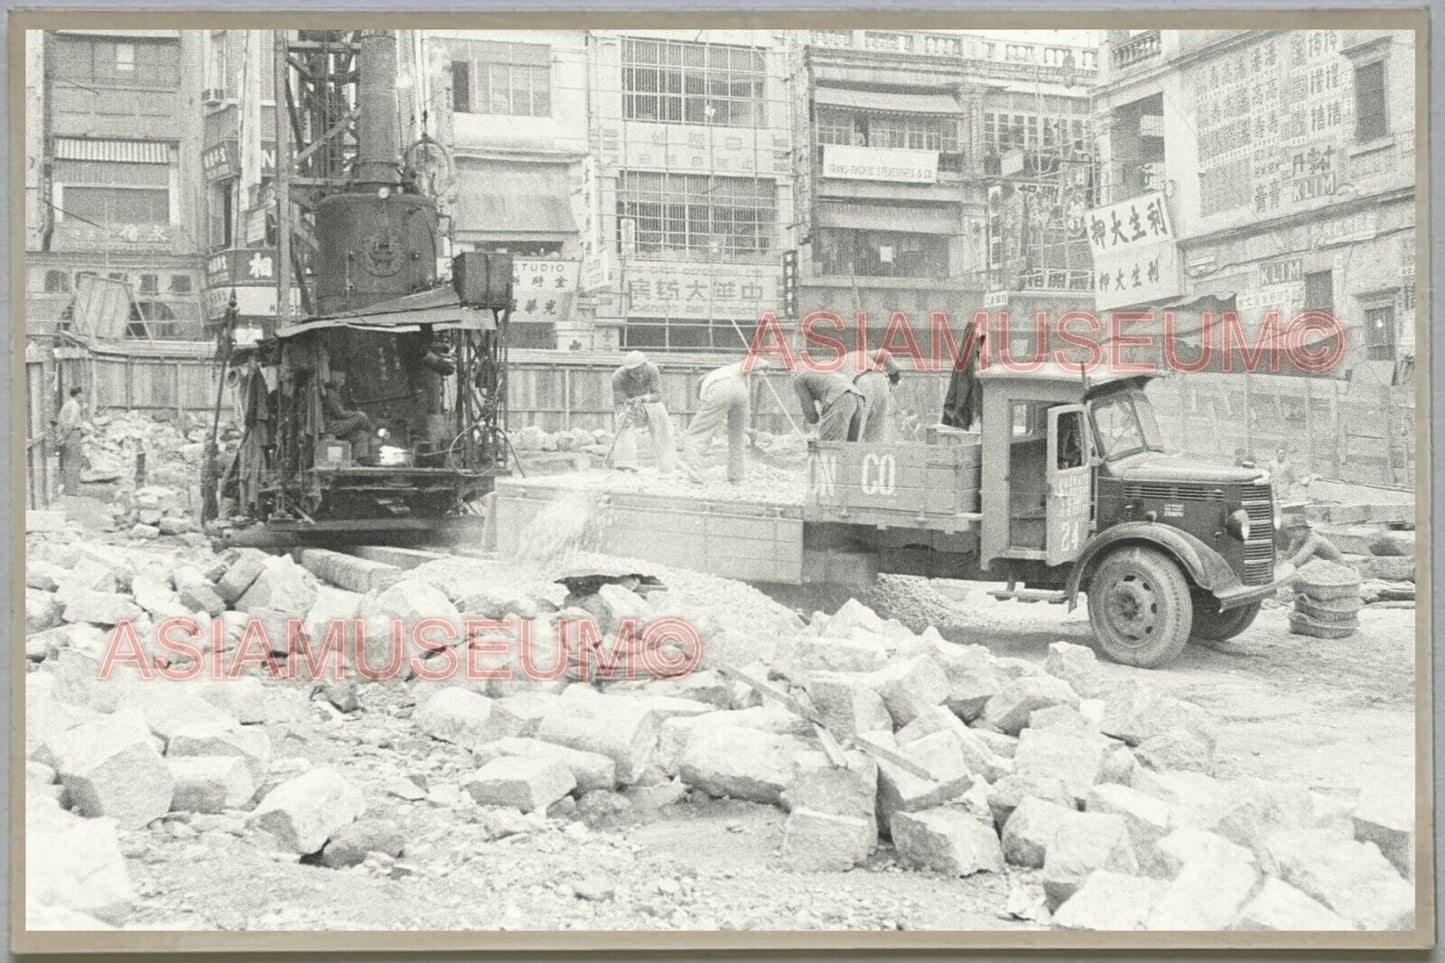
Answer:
[816,201,960,235]
[454,162,578,238]
[814,86,961,116]
[275,287,498,339]
[1156,290,1236,310]
[54,138,174,164]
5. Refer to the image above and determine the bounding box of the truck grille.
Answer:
[1240,483,1275,585]
[1123,481,1220,501]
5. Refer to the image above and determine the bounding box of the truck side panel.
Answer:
[805,440,981,532]
[493,482,806,583]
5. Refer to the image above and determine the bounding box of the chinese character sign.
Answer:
[625,263,781,320]
[1086,191,1181,311]
[510,259,580,324]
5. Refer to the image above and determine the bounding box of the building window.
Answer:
[622,38,765,128]
[53,36,180,88]
[449,40,551,117]
[816,228,948,279]
[471,240,564,258]
[1005,44,1035,63]
[621,318,737,352]
[816,108,959,152]
[982,110,1090,154]
[1304,270,1333,316]
[1364,304,1395,361]
[139,273,159,295]
[1353,59,1387,141]
[617,171,776,261]
[44,270,71,293]
[169,273,193,294]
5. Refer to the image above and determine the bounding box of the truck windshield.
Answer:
[1090,390,1165,460]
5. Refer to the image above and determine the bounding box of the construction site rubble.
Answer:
[21,515,1418,931]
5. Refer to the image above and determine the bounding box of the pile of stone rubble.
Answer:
[22,532,1416,933]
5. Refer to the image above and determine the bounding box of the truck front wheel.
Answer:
[1087,546,1193,668]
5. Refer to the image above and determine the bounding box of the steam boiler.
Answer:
[204,30,513,545]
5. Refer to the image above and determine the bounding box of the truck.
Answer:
[491,362,1333,668]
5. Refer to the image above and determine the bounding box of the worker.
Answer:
[610,350,677,473]
[55,385,87,495]
[941,318,986,430]
[793,369,864,442]
[322,370,375,465]
[855,350,901,443]
[680,356,768,485]
[1268,446,1295,498]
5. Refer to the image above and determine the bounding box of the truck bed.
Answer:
[491,468,807,583]
[490,434,985,588]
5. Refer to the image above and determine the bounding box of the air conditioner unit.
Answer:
[201,87,228,107]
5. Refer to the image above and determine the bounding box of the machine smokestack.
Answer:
[355,30,400,186]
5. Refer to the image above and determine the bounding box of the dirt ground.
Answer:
[100,571,1416,934]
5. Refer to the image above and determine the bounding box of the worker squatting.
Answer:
[95,615,704,683]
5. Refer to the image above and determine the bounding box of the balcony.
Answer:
[1111,31,1162,71]
[806,30,970,60]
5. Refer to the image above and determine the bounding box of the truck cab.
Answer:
[974,363,1288,666]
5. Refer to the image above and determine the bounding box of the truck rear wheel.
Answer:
[1087,546,1193,668]
[1191,596,1261,644]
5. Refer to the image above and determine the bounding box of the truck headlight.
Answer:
[1225,508,1251,541]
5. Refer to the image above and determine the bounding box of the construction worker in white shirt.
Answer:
[854,350,902,443]
[56,385,87,495]
[680,356,769,484]
[610,350,677,474]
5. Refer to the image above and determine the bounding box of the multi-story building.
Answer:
[1092,28,1417,380]
[426,29,593,348]
[196,29,285,332]
[791,29,1098,353]
[588,29,795,353]
[24,29,208,340]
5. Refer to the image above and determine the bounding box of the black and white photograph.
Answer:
[13,12,1431,952]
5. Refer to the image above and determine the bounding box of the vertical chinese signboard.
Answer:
[1086,191,1180,311]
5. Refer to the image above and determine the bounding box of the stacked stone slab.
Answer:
[1290,558,1362,639]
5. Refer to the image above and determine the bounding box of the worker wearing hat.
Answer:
[610,350,677,473]
[793,368,864,443]
[855,349,902,443]
[680,354,769,485]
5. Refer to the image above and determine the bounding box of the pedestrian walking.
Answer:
[610,350,677,473]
